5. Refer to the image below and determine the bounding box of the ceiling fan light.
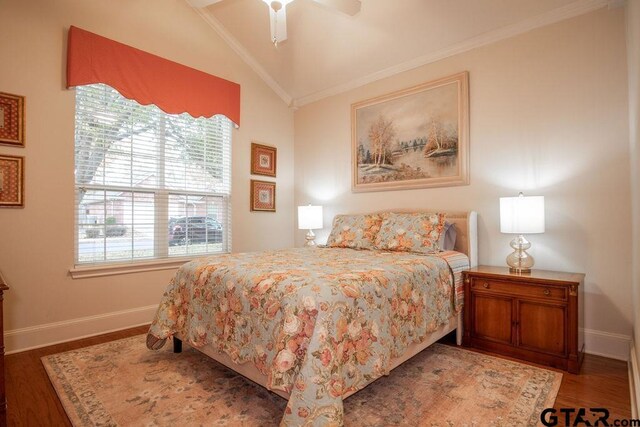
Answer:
[262,0,294,9]
[270,1,282,12]
[261,0,292,45]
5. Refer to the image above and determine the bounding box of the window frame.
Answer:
[72,84,232,273]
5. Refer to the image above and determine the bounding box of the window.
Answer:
[74,84,232,265]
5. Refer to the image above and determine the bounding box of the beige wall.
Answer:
[628,0,640,371]
[294,8,632,358]
[0,0,294,351]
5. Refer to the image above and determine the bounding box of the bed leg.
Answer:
[456,313,463,346]
[173,336,182,353]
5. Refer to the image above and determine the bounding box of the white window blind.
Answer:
[74,84,232,265]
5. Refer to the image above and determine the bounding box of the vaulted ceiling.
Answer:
[190,0,611,106]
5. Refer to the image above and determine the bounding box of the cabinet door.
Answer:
[471,293,513,345]
[517,300,566,356]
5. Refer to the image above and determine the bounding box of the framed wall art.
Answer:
[251,142,277,177]
[352,71,469,192]
[0,92,25,147]
[0,154,24,207]
[250,179,276,212]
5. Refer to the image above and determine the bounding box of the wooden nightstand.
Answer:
[462,266,584,374]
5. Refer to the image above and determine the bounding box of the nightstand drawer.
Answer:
[470,278,567,301]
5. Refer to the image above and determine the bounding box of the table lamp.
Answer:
[298,205,323,247]
[500,192,545,273]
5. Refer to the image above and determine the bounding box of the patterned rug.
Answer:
[42,335,562,426]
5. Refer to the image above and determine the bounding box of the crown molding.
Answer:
[295,0,609,107]
[188,0,609,109]
[188,3,294,107]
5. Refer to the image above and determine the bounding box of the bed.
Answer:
[146,211,478,426]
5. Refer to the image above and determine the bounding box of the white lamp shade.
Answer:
[298,205,323,230]
[500,195,545,234]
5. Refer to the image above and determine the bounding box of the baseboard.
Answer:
[4,304,157,354]
[629,341,640,418]
[582,328,631,361]
[3,308,631,361]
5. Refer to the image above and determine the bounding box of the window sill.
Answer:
[69,255,224,279]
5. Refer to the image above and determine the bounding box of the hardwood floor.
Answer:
[6,325,149,427]
[554,355,631,421]
[5,326,632,426]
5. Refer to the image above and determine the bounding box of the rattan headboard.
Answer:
[444,211,478,267]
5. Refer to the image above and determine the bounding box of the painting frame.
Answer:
[0,154,24,208]
[250,179,276,212]
[251,142,277,177]
[0,92,26,147]
[351,71,469,192]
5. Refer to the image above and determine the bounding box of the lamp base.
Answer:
[304,229,316,247]
[506,234,534,274]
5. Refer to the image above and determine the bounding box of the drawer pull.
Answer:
[483,282,490,289]
[543,289,551,296]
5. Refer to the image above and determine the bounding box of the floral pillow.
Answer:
[326,214,383,250]
[375,212,447,254]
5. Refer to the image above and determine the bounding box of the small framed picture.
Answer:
[0,154,24,207]
[250,179,276,212]
[0,92,26,147]
[251,142,277,177]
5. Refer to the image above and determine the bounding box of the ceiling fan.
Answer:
[187,0,362,45]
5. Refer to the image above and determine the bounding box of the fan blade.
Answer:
[186,0,224,8]
[269,6,288,43]
[311,0,361,16]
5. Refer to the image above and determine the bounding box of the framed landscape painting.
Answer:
[351,72,469,192]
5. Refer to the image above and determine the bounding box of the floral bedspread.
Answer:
[147,247,468,426]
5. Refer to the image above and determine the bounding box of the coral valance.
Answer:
[67,26,240,125]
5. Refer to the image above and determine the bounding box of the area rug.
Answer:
[42,335,562,426]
